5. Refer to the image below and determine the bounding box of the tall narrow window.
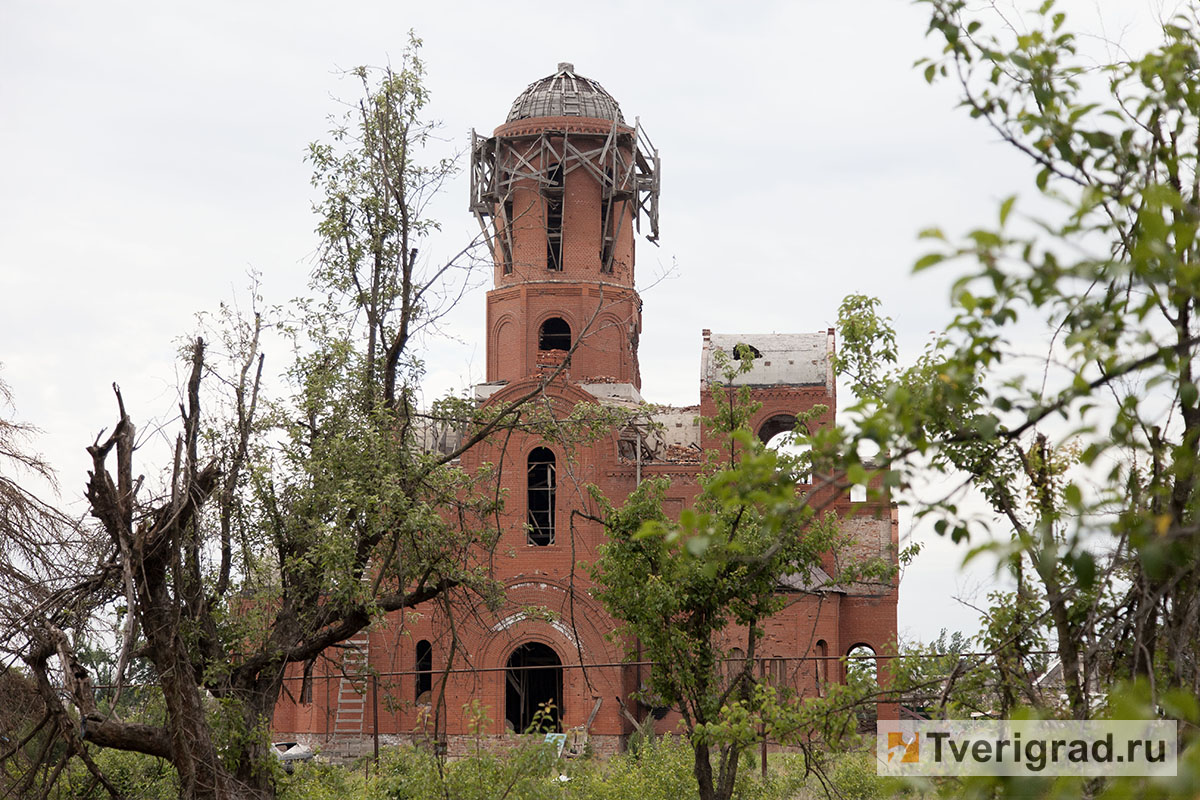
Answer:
[815,639,828,696]
[538,317,570,351]
[415,639,432,703]
[600,205,614,273]
[527,447,556,545]
[300,658,315,704]
[545,163,563,271]
[501,197,514,274]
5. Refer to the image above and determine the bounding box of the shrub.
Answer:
[279,758,367,800]
[58,748,177,800]
[284,739,910,800]
[561,737,696,800]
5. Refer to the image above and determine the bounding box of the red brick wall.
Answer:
[486,283,641,386]
[272,110,900,747]
[483,124,641,388]
[272,378,902,743]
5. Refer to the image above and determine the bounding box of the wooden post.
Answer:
[760,657,767,779]
[372,674,380,765]
[761,724,767,779]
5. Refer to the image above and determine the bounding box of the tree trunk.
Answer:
[693,740,717,800]
[147,631,241,799]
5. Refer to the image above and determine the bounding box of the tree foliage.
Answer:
[590,351,885,800]
[0,38,536,800]
[821,1,1200,794]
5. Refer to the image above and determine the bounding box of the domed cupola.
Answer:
[506,62,625,124]
[470,65,660,390]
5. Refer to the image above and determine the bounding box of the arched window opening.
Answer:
[765,427,812,484]
[757,414,797,445]
[846,644,879,732]
[545,163,564,271]
[846,644,878,686]
[527,448,556,546]
[760,656,788,689]
[415,639,432,704]
[815,639,828,696]
[501,197,514,274]
[538,318,571,352]
[505,642,562,733]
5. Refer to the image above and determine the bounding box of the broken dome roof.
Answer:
[506,62,625,124]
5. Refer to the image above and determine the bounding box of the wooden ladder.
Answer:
[332,632,370,737]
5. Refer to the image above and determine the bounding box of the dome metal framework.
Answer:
[470,64,661,270]
[506,62,625,124]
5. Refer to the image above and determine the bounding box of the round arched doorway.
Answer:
[505,642,563,733]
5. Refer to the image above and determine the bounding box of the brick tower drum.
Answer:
[470,62,661,388]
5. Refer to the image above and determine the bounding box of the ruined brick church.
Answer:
[272,63,899,755]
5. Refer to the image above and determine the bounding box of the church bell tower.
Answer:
[470,63,660,389]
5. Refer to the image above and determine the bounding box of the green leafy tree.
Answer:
[823,1,1200,795]
[590,350,869,800]
[0,38,549,800]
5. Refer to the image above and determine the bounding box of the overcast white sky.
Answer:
[0,0,1172,645]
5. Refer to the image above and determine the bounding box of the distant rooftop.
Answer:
[506,62,625,124]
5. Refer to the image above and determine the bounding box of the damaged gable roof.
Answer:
[701,331,834,392]
[777,565,844,593]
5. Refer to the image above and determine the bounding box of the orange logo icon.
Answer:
[887,732,919,763]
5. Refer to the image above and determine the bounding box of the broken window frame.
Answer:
[545,162,564,271]
[501,196,515,274]
[600,169,615,273]
[526,447,556,546]
[538,317,571,351]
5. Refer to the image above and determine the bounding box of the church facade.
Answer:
[271,63,899,757]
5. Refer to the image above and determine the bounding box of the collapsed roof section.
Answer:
[457,329,836,465]
[777,565,844,594]
[700,330,835,394]
[616,405,703,465]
